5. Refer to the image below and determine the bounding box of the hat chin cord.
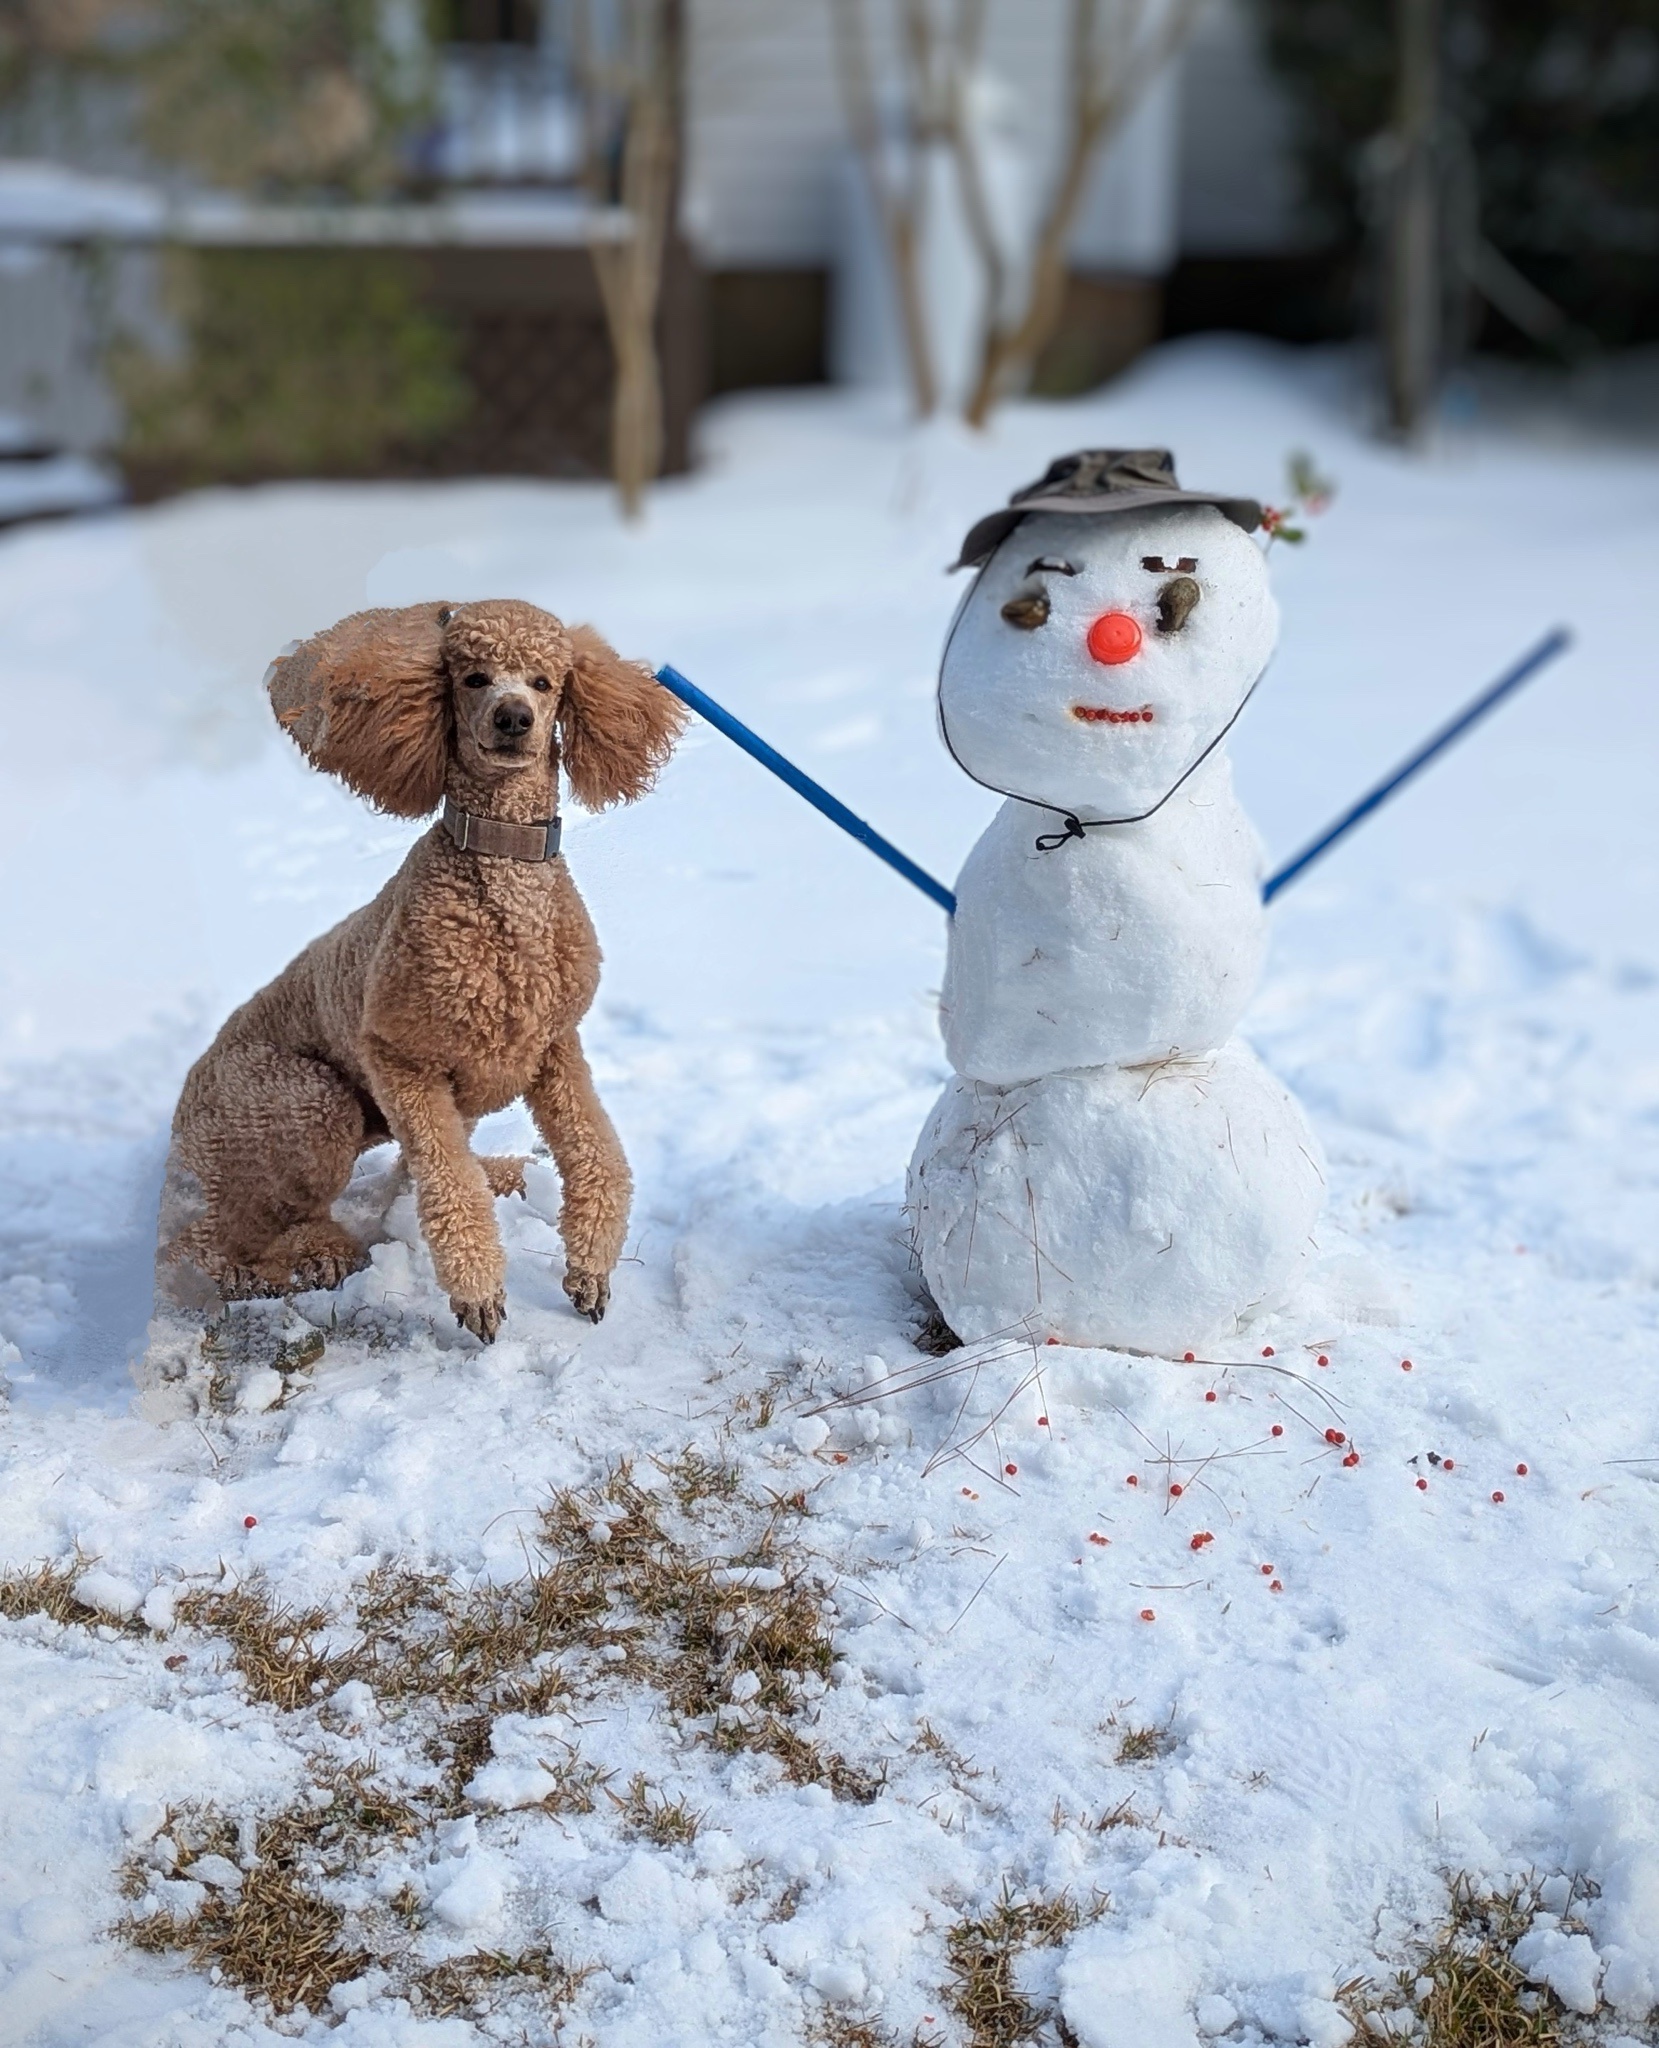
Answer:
[934,594,1267,853]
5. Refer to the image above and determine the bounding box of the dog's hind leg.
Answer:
[166,1043,373,1302]
[526,1032,631,1323]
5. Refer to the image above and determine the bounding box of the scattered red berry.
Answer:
[832,1452,849,1464]
[1317,1354,1329,1367]
[1169,1483,1184,1498]
[1139,1608,1156,1622]
[1324,1428,1345,1445]
[1038,1416,1049,1427]
[1088,1532,1109,1547]
[1260,1564,1274,1576]
[1401,1359,1413,1371]
[1126,1475,1138,1486]
[1492,1490,1505,1503]
[1270,1424,1284,1438]
[1342,1452,1360,1467]
[1046,1335,1060,1345]
[1189,1532,1214,1551]
[1262,1346,1275,1357]
[1516,1463,1528,1476]
[1416,1478,1428,1491]
[961,1487,978,1499]
[244,1515,258,1529]
[1184,1352,1196,1363]
[1005,1462,1018,1476]
[1270,1579,1283,1593]
[1205,1390,1217,1403]
[1443,1458,1454,1470]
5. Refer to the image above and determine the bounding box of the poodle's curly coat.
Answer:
[157,598,685,1341]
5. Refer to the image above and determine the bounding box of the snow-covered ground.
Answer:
[3,339,1659,2048]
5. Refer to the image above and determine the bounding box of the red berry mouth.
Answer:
[1073,704,1155,725]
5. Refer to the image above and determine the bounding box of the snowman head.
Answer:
[940,459,1278,820]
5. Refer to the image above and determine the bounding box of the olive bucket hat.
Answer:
[951,446,1262,571]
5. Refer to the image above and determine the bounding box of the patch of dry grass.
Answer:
[123,1768,419,2014]
[0,1555,88,1626]
[1343,1875,1569,2048]
[809,2016,909,2048]
[1110,1716,1175,1766]
[610,1771,704,1847]
[124,1767,591,2021]
[943,1886,1104,2048]
[654,1446,742,1510]
[113,1448,880,2021]
[410,1947,592,2020]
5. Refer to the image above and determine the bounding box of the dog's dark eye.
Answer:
[532,675,552,693]
[463,671,489,689]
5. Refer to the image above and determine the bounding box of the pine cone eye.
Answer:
[1156,576,1201,634]
[1001,590,1051,630]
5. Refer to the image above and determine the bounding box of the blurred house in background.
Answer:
[5,0,1649,512]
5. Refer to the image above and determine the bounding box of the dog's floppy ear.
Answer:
[266,602,452,817]
[558,624,686,811]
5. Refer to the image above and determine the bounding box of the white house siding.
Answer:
[683,0,1185,276]
[1176,0,1305,255]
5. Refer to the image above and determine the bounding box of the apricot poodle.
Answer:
[156,599,685,1341]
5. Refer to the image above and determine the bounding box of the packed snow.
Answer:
[2,338,1659,2048]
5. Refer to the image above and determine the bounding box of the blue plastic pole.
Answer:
[659,629,1570,921]
[1261,626,1571,903]
[655,664,958,915]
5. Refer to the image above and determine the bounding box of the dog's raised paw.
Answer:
[562,1269,610,1323]
[451,1292,506,1343]
[478,1154,529,1200]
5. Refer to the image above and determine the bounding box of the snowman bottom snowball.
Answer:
[907,1040,1325,1356]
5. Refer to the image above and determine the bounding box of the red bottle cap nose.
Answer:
[1087,611,1143,665]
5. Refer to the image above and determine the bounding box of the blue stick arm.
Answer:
[658,630,1569,923]
[655,664,959,915]
[1261,626,1571,904]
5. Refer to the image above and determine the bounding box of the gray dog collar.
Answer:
[441,797,562,862]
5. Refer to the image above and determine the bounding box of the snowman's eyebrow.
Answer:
[1025,555,1080,576]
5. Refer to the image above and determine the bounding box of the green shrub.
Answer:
[113,247,471,489]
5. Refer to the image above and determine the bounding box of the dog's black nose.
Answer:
[493,700,534,737]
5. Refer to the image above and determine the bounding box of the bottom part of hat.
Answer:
[906,1038,1324,1357]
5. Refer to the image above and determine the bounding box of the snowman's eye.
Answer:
[1025,555,1079,576]
[1001,589,1051,630]
[1141,555,1198,574]
[1156,576,1202,634]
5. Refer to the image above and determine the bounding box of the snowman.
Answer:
[906,448,1324,1355]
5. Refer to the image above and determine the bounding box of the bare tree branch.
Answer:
[962,0,1201,427]
[831,0,938,416]
[581,0,679,518]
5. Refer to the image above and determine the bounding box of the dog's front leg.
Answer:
[362,1041,506,1341]
[526,1032,631,1323]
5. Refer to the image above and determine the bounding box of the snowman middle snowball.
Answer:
[907,479,1324,1354]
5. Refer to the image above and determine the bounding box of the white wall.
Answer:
[1176,0,1305,256]
[682,0,1185,277]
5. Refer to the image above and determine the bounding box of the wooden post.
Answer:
[584,0,681,518]
[1384,0,1442,440]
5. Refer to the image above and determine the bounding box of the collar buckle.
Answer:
[442,797,562,862]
